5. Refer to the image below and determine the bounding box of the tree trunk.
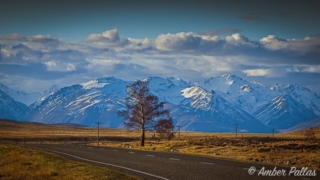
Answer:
[141,126,145,146]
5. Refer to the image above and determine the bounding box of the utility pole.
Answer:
[95,122,102,147]
[177,125,181,140]
[234,123,238,139]
[272,129,275,137]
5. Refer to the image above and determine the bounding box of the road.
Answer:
[27,144,319,180]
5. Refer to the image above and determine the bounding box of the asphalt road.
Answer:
[26,144,319,180]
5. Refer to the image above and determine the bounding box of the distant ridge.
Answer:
[281,117,320,132]
[1,74,319,132]
[50,123,88,128]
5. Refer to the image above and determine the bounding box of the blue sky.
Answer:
[0,0,320,93]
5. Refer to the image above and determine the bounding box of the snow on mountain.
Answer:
[43,85,60,95]
[0,83,43,106]
[0,89,29,120]
[197,74,278,113]
[146,76,192,104]
[175,86,269,132]
[25,77,129,127]
[270,84,320,116]
[29,85,60,109]
[0,83,59,106]
[3,75,319,132]
[26,76,192,128]
[197,74,242,93]
[252,94,317,129]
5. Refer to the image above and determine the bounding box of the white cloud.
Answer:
[1,29,320,92]
[154,32,258,52]
[242,68,285,77]
[85,28,120,43]
[286,66,320,73]
[101,28,120,42]
[260,35,285,43]
[225,33,258,48]
[260,35,320,54]
[226,33,248,43]
[260,35,289,51]
[83,28,154,51]
[126,38,153,50]
[155,32,202,51]
[44,60,56,67]
[243,69,271,76]
[43,60,80,72]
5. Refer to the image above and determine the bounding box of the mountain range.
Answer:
[1,74,319,132]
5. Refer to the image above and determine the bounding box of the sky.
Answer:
[0,0,320,93]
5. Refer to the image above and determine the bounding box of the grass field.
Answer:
[1,119,320,171]
[0,144,139,180]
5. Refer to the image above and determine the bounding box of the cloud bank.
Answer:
[0,28,320,92]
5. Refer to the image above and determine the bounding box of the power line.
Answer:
[95,122,102,147]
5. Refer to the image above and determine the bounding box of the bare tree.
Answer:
[154,119,175,141]
[118,80,172,146]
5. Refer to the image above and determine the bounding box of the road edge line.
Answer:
[29,146,170,180]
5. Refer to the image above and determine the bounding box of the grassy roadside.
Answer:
[140,139,320,170]
[1,119,319,172]
[0,144,139,180]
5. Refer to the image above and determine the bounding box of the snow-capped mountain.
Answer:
[24,76,269,132]
[270,84,320,116]
[0,89,29,120]
[196,74,320,129]
[146,76,192,104]
[175,86,269,132]
[29,85,60,109]
[252,94,317,129]
[197,74,278,113]
[25,77,129,127]
[25,76,191,128]
[2,74,320,132]
[0,83,59,106]
[0,83,43,105]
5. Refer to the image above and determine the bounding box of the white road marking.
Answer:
[170,158,180,161]
[30,146,169,180]
[200,162,214,165]
[146,155,155,157]
[128,151,135,154]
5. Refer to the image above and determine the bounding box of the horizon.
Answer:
[0,0,319,92]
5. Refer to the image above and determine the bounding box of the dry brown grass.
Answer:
[1,119,320,171]
[0,119,141,143]
[0,144,139,180]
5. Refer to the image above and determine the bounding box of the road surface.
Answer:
[26,144,319,180]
